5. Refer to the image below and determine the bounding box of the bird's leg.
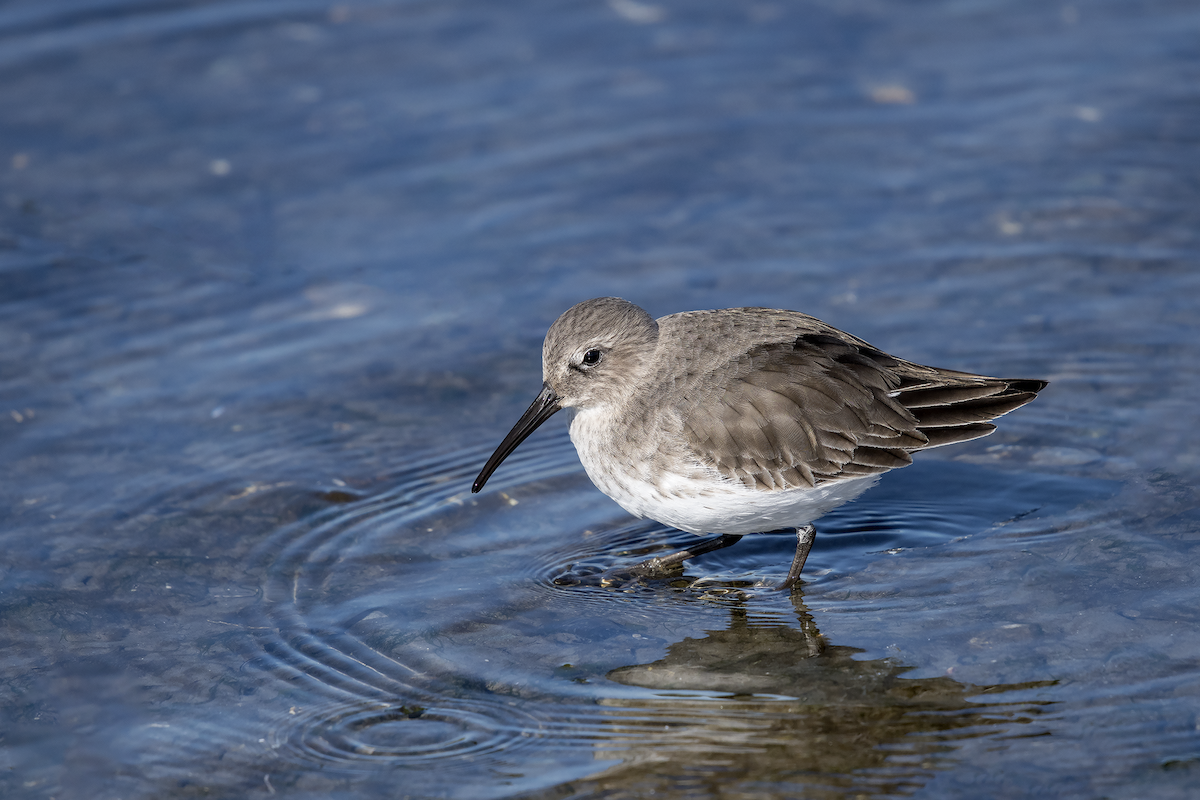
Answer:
[778,525,816,591]
[628,533,744,578]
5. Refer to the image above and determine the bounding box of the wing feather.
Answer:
[675,323,1046,491]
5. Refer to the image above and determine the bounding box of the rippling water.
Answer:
[2,0,1199,797]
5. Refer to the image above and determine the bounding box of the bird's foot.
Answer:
[776,524,816,591]
[625,555,682,579]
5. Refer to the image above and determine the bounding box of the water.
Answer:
[2,0,1199,797]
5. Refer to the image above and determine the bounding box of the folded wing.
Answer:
[680,331,1046,491]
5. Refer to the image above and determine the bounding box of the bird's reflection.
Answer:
[595,589,1055,796]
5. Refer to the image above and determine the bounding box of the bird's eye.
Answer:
[581,349,603,366]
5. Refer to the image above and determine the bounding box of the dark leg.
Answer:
[628,533,744,578]
[778,525,816,591]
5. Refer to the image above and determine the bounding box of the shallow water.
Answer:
[2,0,1199,797]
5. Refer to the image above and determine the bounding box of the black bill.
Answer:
[472,383,562,493]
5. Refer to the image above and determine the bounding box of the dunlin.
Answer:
[473,297,1046,589]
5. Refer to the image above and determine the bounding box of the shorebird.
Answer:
[472,297,1046,589]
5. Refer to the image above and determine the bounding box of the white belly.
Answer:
[567,407,880,535]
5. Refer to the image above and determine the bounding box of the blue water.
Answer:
[2,1,1199,797]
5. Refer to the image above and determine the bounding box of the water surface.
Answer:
[2,0,1199,797]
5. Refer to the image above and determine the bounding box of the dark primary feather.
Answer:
[678,329,1046,491]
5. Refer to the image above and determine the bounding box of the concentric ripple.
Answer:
[240,427,802,769]
[285,699,544,766]
[242,428,1114,776]
[243,430,590,766]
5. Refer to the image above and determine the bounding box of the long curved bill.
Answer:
[472,383,562,493]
